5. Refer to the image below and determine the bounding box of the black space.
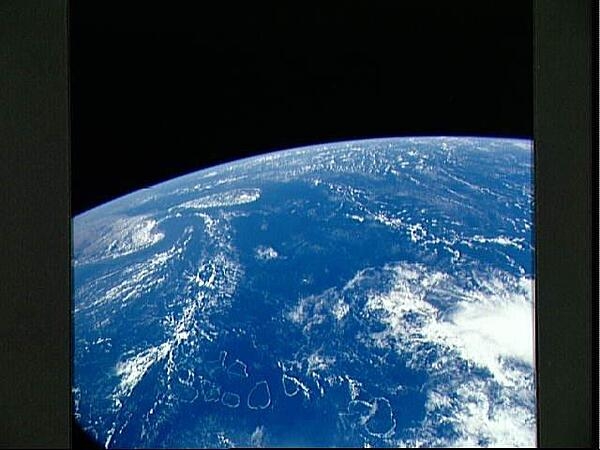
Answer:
[71,2,532,216]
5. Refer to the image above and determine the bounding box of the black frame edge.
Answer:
[534,0,597,447]
[0,0,71,447]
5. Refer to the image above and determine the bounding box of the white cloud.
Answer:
[255,245,279,261]
[250,425,266,447]
[114,342,171,402]
[74,214,165,266]
[171,188,260,211]
[363,263,536,447]
[448,379,536,448]
[332,299,350,320]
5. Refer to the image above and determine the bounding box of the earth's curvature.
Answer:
[73,137,536,448]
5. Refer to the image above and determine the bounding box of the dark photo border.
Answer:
[0,0,596,447]
[533,0,597,446]
[0,0,70,448]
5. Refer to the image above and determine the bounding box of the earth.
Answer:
[73,137,536,448]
